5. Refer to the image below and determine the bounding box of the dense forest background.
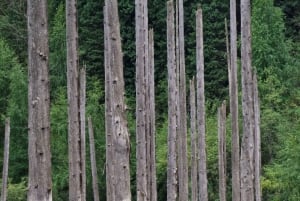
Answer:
[0,0,299,200]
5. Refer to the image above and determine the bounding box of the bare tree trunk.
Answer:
[253,72,261,201]
[176,0,188,199]
[66,0,85,199]
[1,118,10,201]
[240,0,254,200]
[218,101,227,201]
[80,67,86,201]
[104,1,131,200]
[148,28,157,201]
[88,117,100,201]
[229,0,240,200]
[27,0,52,198]
[189,78,198,201]
[196,8,208,201]
[167,1,177,200]
[135,0,148,199]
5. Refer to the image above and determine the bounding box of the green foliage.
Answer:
[6,178,27,201]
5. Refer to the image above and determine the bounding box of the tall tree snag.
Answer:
[196,8,208,201]
[1,118,10,201]
[104,0,131,200]
[189,78,198,201]
[167,1,177,200]
[218,101,227,201]
[27,0,52,198]
[240,0,255,200]
[229,0,240,200]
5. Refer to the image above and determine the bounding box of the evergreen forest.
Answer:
[0,0,299,200]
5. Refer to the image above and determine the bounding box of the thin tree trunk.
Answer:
[253,72,261,201]
[240,0,255,200]
[27,0,52,198]
[104,0,131,200]
[189,78,198,201]
[1,118,10,201]
[218,101,227,201]
[80,67,86,201]
[66,0,84,199]
[167,1,177,200]
[196,8,208,201]
[229,0,240,200]
[177,0,188,199]
[148,28,157,201]
[136,0,148,199]
[88,117,100,201]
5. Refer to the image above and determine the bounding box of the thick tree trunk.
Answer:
[189,78,198,201]
[167,1,177,200]
[135,0,148,199]
[27,0,52,198]
[176,0,188,200]
[80,67,86,201]
[196,8,208,201]
[66,0,85,199]
[88,117,100,201]
[104,1,131,200]
[218,101,227,201]
[229,0,240,200]
[253,72,261,201]
[240,0,255,200]
[1,118,10,201]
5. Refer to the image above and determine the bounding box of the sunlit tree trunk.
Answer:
[27,0,52,198]
[1,118,10,201]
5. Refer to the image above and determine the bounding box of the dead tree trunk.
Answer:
[240,0,255,200]
[135,0,148,199]
[189,78,198,201]
[148,28,157,201]
[218,101,227,201]
[229,0,240,200]
[1,118,10,201]
[88,117,100,201]
[167,1,177,200]
[66,0,85,199]
[253,72,261,201]
[80,67,86,201]
[176,0,188,199]
[104,1,131,200]
[196,8,208,201]
[27,0,52,198]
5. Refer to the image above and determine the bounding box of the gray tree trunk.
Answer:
[1,118,10,201]
[80,67,86,201]
[66,0,84,199]
[27,0,52,198]
[88,117,100,201]
[218,101,227,201]
[135,0,149,199]
[196,8,208,201]
[253,72,261,201]
[167,1,177,200]
[240,0,255,200]
[104,1,131,200]
[229,0,240,200]
[148,28,157,201]
[189,78,198,201]
[176,0,188,200]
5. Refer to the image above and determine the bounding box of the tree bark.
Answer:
[66,0,85,199]
[88,117,100,201]
[167,1,177,200]
[240,0,255,200]
[189,78,198,201]
[104,1,131,200]
[229,0,240,200]
[135,0,148,199]
[218,101,227,201]
[196,8,208,201]
[27,0,52,198]
[253,72,261,201]
[80,67,86,201]
[1,118,10,201]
